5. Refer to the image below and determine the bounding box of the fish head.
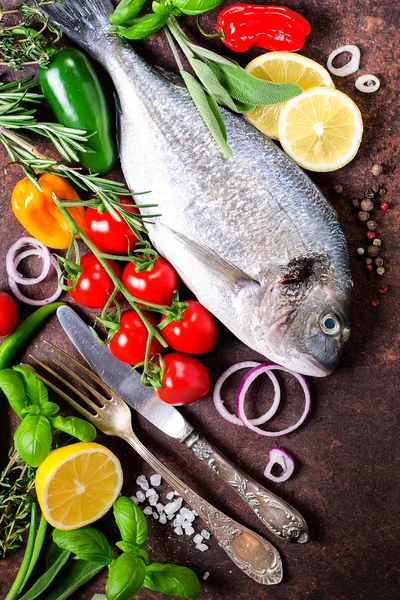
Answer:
[255,256,352,377]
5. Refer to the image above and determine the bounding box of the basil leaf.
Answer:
[106,553,146,600]
[13,365,50,408]
[39,401,60,417]
[109,0,147,25]
[110,13,169,40]
[15,415,52,467]
[171,0,224,16]
[0,368,28,418]
[53,527,113,565]
[115,542,150,564]
[91,596,106,600]
[181,70,232,157]
[113,496,148,547]
[144,563,201,600]
[50,415,97,442]
[206,60,302,105]
[44,558,105,600]
[19,549,71,600]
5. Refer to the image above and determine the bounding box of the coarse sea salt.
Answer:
[150,474,162,487]
[201,529,211,540]
[149,495,159,507]
[131,496,139,505]
[196,543,209,552]
[193,534,204,545]
[164,498,183,515]
[166,491,174,500]
[156,503,165,513]
[180,507,195,522]
[185,526,195,536]
[143,506,153,515]
[146,488,157,497]
[159,514,167,524]
[203,572,210,581]
[136,475,149,491]
[136,490,146,502]
[174,526,183,536]
[152,512,159,520]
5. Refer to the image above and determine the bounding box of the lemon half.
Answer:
[278,86,363,172]
[245,52,335,139]
[35,442,123,530]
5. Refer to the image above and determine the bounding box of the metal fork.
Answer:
[26,344,283,585]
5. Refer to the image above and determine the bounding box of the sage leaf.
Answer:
[144,563,201,600]
[190,58,238,112]
[50,415,97,442]
[113,496,148,547]
[0,368,28,418]
[14,415,52,467]
[109,0,147,25]
[53,527,113,565]
[19,549,71,600]
[44,558,105,600]
[110,13,169,40]
[188,42,238,66]
[106,553,146,600]
[171,0,224,16]
[181,70,232,157]
[206,60,302,105]
[13,365,50,409]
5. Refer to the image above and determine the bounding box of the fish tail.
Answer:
[40,0,113,51]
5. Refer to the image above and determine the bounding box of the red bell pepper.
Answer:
[216,4,311,53]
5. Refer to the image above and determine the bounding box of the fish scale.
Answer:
[40,0,353,377]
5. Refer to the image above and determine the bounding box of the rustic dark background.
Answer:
[0,0,399,599]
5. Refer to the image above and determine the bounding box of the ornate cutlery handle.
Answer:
[185,433,309,544]
[124,434,283,585]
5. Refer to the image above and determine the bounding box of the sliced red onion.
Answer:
[327,45,360,77]
[355,74,380,93]
[6,237,51,285]
[8,256,63,306]
[237,364,311,437]
[213,361,281,426]
[264,447,295,483]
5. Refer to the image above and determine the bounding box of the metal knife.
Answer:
[57,305,309,543]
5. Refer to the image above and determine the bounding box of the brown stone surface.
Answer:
[0,0,399,599]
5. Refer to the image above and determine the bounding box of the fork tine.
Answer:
[28,356,100,413]
[41,350,108,407]
[23,362,96,422]
[44,341,117,397]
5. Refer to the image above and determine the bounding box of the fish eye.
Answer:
[319,312,341,336]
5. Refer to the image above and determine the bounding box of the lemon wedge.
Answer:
[277,86,363,172]
[245,52,335,139]
[35,442,123,530]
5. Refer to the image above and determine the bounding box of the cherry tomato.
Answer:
[109,310,162,365]
[69,253,122,308]
[122,257,178,306]
[84,198,140,255]
[161,300,218,354]
[156,353,210,406]
[0,291,18,338]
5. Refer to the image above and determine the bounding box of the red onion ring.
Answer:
[6,237,51,285]
[8,256,63,306]
[237,363,311,437]
[213,361,281,426]
[264,447,295,483]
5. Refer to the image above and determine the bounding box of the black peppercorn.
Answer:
[333,183,343,194]
[367,245,379,257]
[372,184,380,194]
[364,190,375,199]
[375,257,384,267]
[358,211,370,222]
[367,220,377,231]
[379,187,386,196]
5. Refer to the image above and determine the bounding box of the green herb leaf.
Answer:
[113,496,148,548]
[0,368,28,418]
[206,60,302,105]
[91,596,106,600]
[50,415,97,442]
[190,58,239,112]
[115,542,149,563]
[144,563,201,600]
[14,415,52,467]
[53,527,113,565]
[109,0,147,25]
[43,558,105,600]
[19,549,71,600]
[181,70,232,157]
[13,365,50,409]
[171,0,224,16]
[106,553,146,600]
[38,402,60,417]
[110,13,170,40]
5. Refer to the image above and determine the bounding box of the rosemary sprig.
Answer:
[0,448,35,559]
[0,0,61,69]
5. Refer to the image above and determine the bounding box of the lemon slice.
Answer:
[35,442,123,530]
[245,52,335,139]
[278,86,363,172]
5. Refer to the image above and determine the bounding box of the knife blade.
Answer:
[57,305,193,442]
[56,305,309,543]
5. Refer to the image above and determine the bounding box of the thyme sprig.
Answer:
[0,0,61,69]
[0,448,35,559]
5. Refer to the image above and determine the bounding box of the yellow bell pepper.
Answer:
[11,174,85,249]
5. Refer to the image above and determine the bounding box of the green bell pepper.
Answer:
[38,49,116,176]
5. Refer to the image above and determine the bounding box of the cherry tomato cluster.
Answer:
[69,200,219,406]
